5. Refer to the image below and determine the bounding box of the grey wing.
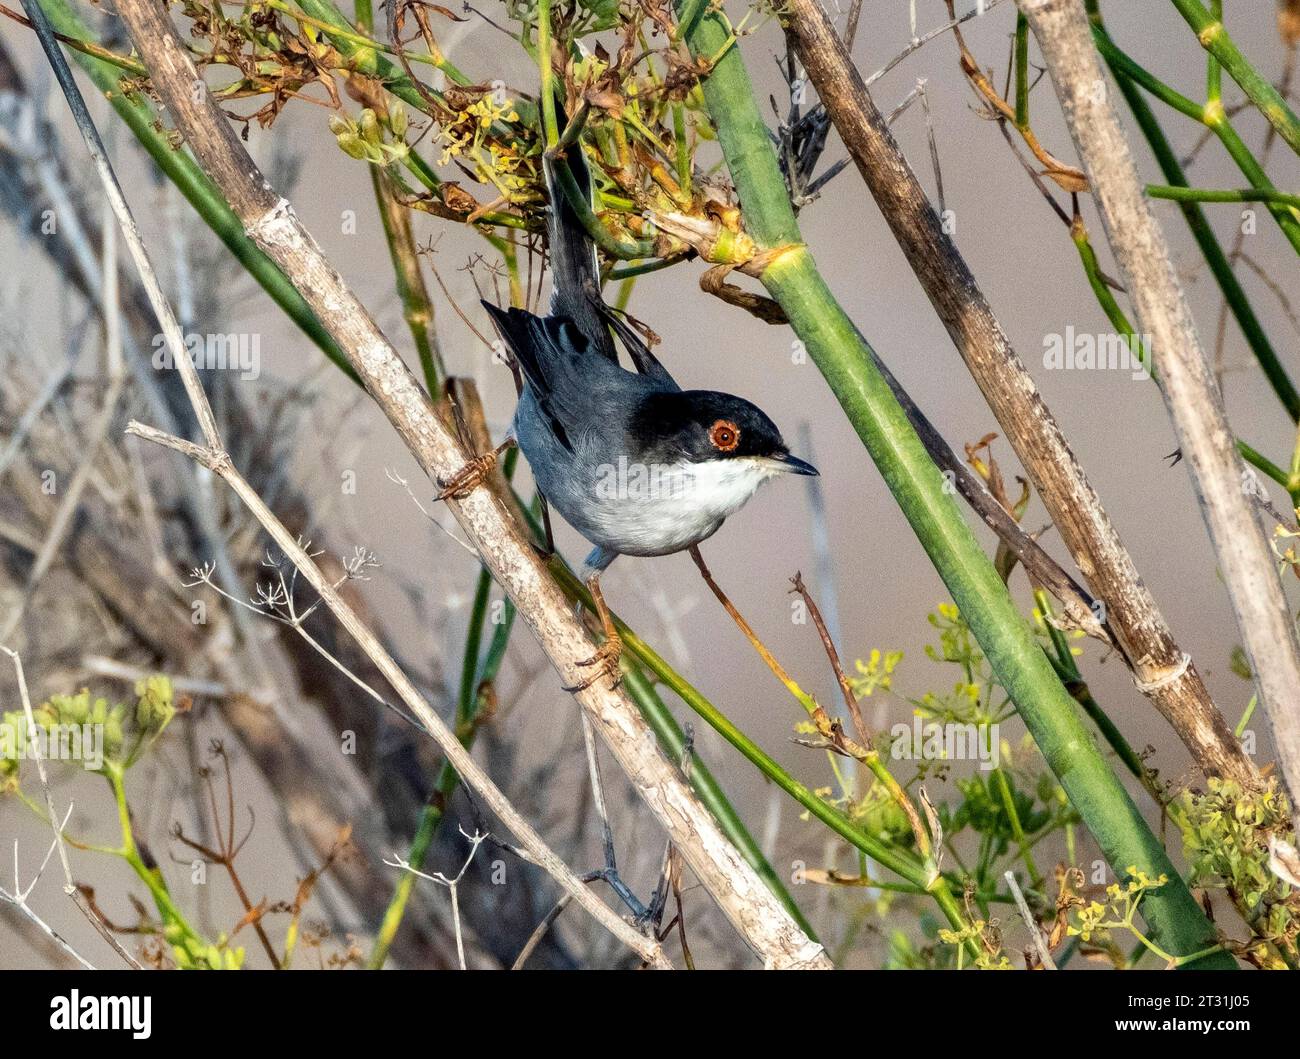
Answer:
[483,303,666,448]
[601,305,680,391]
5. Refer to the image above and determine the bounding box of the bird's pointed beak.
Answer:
[767,451,819,476]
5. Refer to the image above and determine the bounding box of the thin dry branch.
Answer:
[19,0,666,967]
[1019,0,1300,823]
[97,0,828,968]
[125,422,670,966]
[1,645,143,968]
[782,0,1256,789]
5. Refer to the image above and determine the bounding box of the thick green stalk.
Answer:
[679,2,1231,967]
[1171,0,1300,159]
[34,0,359,385]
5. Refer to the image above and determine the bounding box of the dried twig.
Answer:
[0,809,95,970]
[1004,869,1056,969]
[863,0,1012,89]
[1020,0,1300,827]
[942,0,1086,191]
[385,828,489,970]
[1,644,143,968]
[95,0,828,968]
[783,0,1256,789]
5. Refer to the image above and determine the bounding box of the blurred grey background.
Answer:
[2,1,1297,967]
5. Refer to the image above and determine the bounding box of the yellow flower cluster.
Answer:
[437,95,525,196]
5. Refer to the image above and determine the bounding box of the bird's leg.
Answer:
[564,574,622,691]
[435,437,515,501]
[575,710,652,923]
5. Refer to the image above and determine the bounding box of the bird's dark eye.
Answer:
[708,419,741,452]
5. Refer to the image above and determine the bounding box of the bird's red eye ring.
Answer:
[708,419,741,452]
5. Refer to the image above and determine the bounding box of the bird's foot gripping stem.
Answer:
[565,575,623,692]
[436,439,513,501]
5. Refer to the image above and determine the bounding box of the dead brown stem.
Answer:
[1020,0,1300,823]
[782,0,1257,789]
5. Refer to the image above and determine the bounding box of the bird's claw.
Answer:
[564,635,623,692]
[436,451,498,501]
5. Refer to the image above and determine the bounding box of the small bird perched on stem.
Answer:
[471,118,816,690]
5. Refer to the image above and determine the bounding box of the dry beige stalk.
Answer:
[111,0,829,968]
[1020,0,1300,823]
[782,0,1257,789]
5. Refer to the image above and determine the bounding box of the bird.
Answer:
[470,121,817,690]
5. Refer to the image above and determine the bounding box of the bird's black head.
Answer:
[629,390,818,475]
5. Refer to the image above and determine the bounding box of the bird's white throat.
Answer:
[677,456,781,519]
[592,455,779,515]
[585,455,781,557]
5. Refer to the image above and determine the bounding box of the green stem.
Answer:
[550,156,655,259]
[1146,184,1300,212]
[371,171,445,394]
[994,768,1041,886]
[1205,0,1222,106]
[268,0,451,71]
[672,102,692,193]
[35,0,360,386]
[605,256,684,281]
[673,0,709,40]
[398,151,530,231]
[107,765,221,968]
[536,0,559,146]
[681,0,1231,968]
[1071,218,1296,503]
[1035,588,1151,789]
[297,0,455,112]
[1171,0,1300,159]
[1238,442,1299,506]
[1100,56,1300,421]
[1014,11,1030,128]
[1235,694,1258,739]
[620,665,815,938]
[1090,12,1300,258]
[457,567,494,727]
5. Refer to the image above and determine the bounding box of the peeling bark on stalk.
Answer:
[1019,0,1300,826]
[780,0,1256,789]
